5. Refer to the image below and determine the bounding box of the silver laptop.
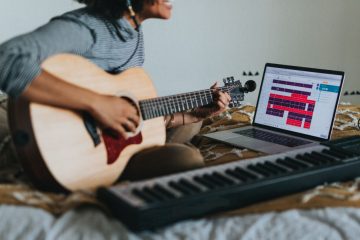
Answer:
[204,63,345,154]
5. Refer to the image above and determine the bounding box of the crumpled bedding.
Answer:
[0,100,360,239]
[1,205,360,240]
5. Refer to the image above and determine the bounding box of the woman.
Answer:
[0,0,231,181]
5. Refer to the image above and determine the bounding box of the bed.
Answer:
[0,98,360,239]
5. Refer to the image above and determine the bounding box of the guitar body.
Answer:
[8,54,166,191]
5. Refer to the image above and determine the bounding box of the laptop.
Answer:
[204,63,345,154]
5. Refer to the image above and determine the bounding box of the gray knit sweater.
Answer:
[0,7,144,97]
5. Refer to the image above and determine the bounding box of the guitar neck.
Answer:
[139,86,229,120]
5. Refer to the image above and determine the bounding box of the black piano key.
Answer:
[322,149,344,159]
[284,157,309,168]
[276,159,300,170]
[304,153,328,164]
[169,181,192,195]
[203,174,227,187]
[333,147,356,157]
[212,172,235,185]
[264,161,288,173]
[143,187,167,201]
[132,188,156,203]
[318,150,339,162]
[225,169,248,182]
[193,176,217,189]
[327,148,350,159]
[178,178,202,193]
[310,151,336,163]
[255,163,280,175]
[153,184,177,199]
[296,154,321,166]
[234,167,258,180]
[247,164,271,177]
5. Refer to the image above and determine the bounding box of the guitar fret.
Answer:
[179,95,185,111]
[199,93,204,106]
[152,101,157,118]
[142,101,148,120]
[170,96,176,114]
[203,90,209,105]
[164,98,170,115]
[185,93,190,110]
[175,95,182,112]
[158,101,166,116]
[139,81,240,120]
[153,101,159,118]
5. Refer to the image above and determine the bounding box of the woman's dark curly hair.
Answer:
[76,0,154,19]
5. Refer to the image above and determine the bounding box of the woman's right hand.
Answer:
[88,95,140,139]
[21,71,140,140]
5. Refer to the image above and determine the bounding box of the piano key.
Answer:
[318,150,340,162]
[212,172,236,185]
[193,176,217,189]
[335,147,357,157]
[169,181,192,195]
[310,151,336,163]
[296,154,321,166]
[255,163,281,175]
[276,158,300,170]
[322,149,343,159]
[328,148,351,159]
[284,157,309,168]
[143,187,167,201]
[153,184,177,199]
[178,178,202,193]
[234,167,258,180]
[225,169,248,182]
[132,188,156,203]
[304,153,328,164]
[247,164,272,177]
[203,174,227,187]
[264,161,288,173]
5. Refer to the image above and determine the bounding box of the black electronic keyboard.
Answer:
[97,136,360,231]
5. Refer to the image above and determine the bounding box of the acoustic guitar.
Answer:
[8,54,255,192]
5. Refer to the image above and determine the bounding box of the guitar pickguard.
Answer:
[102,130,143,165]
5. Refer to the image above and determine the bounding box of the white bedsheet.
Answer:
[1,205,360,240]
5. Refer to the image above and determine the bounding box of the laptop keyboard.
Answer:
[235,128,312,147]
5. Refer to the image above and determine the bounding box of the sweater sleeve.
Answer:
[0,18,95,97]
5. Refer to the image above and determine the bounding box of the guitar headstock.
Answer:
[223,77,245,108]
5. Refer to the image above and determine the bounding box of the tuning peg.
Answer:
[255,72,259,76]
[248,71,253,76]
[243,71,247,76]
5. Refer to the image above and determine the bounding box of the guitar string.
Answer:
[140,86,234,109]
[140,86,233,108]
[140,86,234,104]
[138,85,240,118]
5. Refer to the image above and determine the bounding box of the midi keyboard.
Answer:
[98,136,360,231]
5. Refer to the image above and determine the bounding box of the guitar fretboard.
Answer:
[139,87,230,120]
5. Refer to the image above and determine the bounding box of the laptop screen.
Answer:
[253,64,344,141]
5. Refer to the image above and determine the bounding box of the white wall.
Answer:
[1,0,359,104]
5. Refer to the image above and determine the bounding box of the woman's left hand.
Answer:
[191,82,231,119]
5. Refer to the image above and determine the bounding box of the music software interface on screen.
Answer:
[255,67,342,139]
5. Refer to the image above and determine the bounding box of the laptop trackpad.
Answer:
[226,137,269,149]
[225,137,290,154]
